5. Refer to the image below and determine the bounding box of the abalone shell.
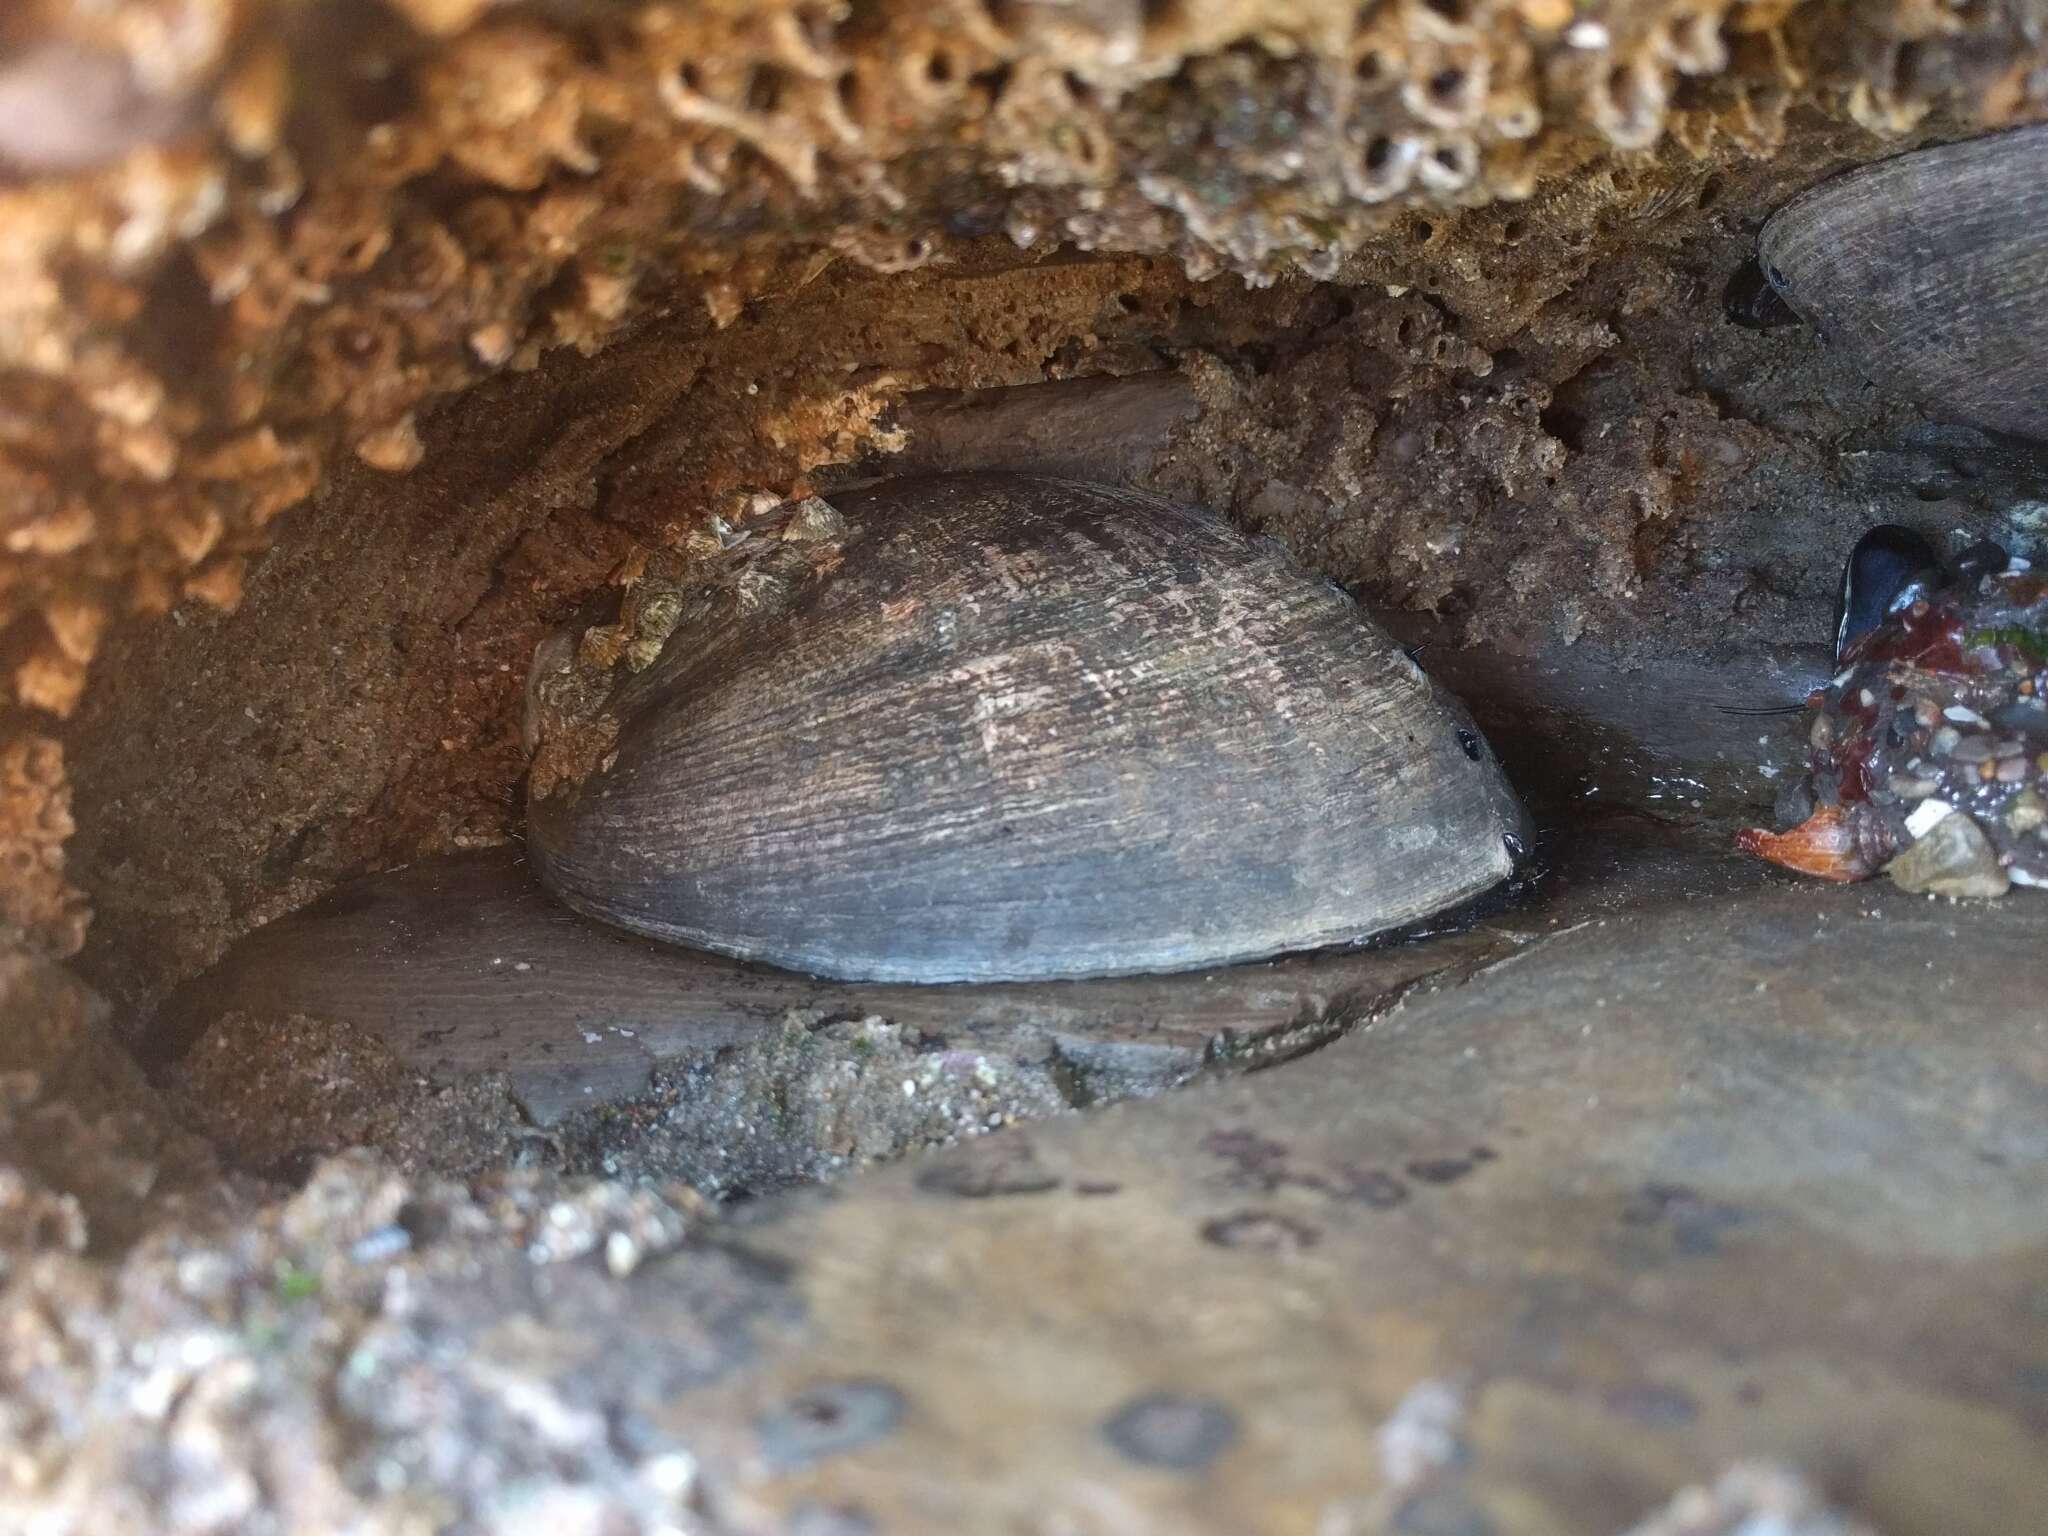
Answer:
[527,472,1528,983]
[1759,125,2048,445]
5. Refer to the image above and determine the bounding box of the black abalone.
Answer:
[527,472,1528,983]
[1759,125,2048,445]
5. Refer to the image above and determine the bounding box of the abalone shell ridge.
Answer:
[529,473,1526,983]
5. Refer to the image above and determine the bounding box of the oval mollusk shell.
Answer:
[528,472,1528,983]
[1759,125,2048,445]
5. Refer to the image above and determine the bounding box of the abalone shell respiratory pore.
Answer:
[1721,255,1799,330]
[1759,124,2048,445]
[526,473,1530,984]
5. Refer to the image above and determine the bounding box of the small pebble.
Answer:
[349,1225,412,1264]
[1886,810,2010,899]
[1904,799,1953,839]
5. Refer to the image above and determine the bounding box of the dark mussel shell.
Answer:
[1759,124,2048,444]
[1835,524,1941,662]
[527,473,1529,983]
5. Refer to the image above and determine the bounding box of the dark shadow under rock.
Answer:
[0,949,221,1258]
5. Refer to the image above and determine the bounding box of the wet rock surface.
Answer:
[11,858,2043,1534]
[150,828,1766,1194]
[1396,627,1827,822]
[668,874,2048,1535]
[149,843,1530,1190]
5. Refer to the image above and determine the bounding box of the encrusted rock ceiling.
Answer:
[0,0,2045,958]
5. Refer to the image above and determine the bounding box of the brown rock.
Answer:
[1882,809,2010,900]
